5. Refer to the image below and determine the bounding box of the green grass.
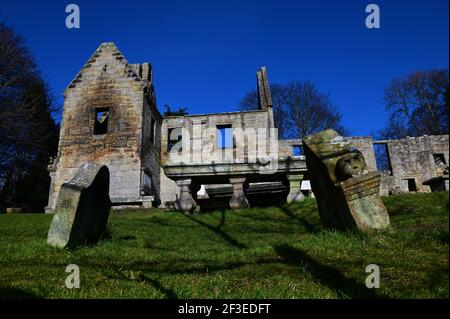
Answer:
[0,192,448,299]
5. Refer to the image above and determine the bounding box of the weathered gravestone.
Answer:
[47,163,112,249]
[303,129,390,232]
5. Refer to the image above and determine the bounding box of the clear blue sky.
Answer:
[1,0,448,136]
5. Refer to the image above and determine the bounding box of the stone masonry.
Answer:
[46,42,449,212]
[348,135,449,195]
[46,43,159,212]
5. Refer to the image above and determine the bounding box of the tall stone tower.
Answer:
[46,42,162,212]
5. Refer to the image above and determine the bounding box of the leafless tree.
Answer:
[379,69,449,139]
[0,22,59,212]
[239,84,291,138]
[238,81,348,139]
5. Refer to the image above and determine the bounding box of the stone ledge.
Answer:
[111,195,154,204]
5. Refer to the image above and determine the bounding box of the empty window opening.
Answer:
[373,143,392,174]
[406,178,417,192]
[168,127,182,153]
[94,108,109,135]
[433,153,446,166]
[216,125,233,149]
[293,145,304,156]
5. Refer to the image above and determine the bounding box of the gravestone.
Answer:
[47,163,112,249]
[303,129,390,232]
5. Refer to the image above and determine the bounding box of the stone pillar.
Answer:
[286,174,304,203]
[229,177,249,210]
[175,179,197,214]
[44,171,56,213]
[45,157,58,214]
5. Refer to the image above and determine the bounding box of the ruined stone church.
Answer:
[45,42,449,213]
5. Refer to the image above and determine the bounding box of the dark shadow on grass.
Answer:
[142,219,193,228]
[183,213,247,249]
[0,287,42,299]
[91,256,281,277]
[138,274,178,299]
[99,227,136,244]
[217,210,226,229]
[274,244,384,299]
[100,226,113,241]
[117,235,136,241]
[110,270,178,299]
[196,210,226,229]
[280,206,320,234]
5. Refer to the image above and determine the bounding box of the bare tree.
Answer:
[379,69,449,139]
[238,81,348,139]
[0,22,59,213]
[239,84,290,138]
[284,81,348,138]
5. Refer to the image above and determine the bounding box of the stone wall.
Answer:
[47,43,159,210]
[278,139,303,158]
[342,135,449,195]
[159,110,273,204]
[280,135,449,197]
[159,167,180,205]
[141,80,163,204]
[161,110,272,165]
[382,135,449,193]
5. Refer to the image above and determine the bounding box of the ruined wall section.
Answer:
[141,92,162,204]
[159,110,271,204]
[334,135,449,195]
[278,139,303,158]
[386,135,449,193]
[161,110,271,165]
[50,43,147,209]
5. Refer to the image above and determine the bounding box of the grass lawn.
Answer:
[0,192,448,299]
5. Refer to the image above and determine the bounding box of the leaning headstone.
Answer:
[303,129,390,232]
[47,163,111,249]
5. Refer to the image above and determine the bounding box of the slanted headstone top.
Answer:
[47,162,111,249]
[303,129,390,232]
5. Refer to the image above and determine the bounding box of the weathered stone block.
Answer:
[47,163,112,249]
[303,129,390,232]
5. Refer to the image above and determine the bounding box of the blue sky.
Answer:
[1,0,448,136]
